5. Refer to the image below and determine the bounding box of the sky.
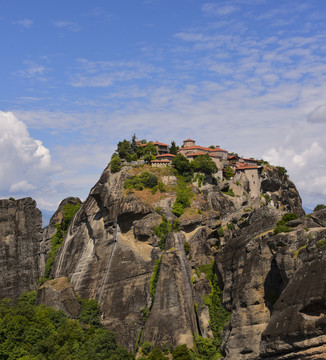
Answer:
[1,0,326,221]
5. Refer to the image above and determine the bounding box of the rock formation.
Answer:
[0,197,42,299]
[2,160,326,359]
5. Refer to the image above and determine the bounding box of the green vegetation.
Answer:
[200,262,230,353]
[314,204,326,212]
[153,216,171,250]
[221,188,235,197]
[218,227,224,237]
[149,258,161,301]
[223,166,235,180]
[79,298,102,327]
[172,177,194,217]
[195,335,221,360]
[8,197,15,201]
[316,239,326,249]
[274,213,298,235]
[184,242,190,255]
[171,154,193,180]
[172,344,192,359]
[141,341,152,355]
[0,292,133,360]
[276,166,287,177]
[170,141,179,155]
[140,307,150,323]
[261,193,271,204]
[192,153,218,175]
[227,223,235,230]
[193,173,206,188]
[43,203,80,281]
[124,172,159,191]
[172,219,180,232]
[110,153,122,173]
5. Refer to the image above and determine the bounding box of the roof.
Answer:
[139,141,169,147]
[151,159,171,163]
[184,138,195,142]
[152,141,169,147]
[156,154,175,158]
[241,157,257,162]
[210,147,228,153]
[179,145,211,152]
[236,164,260,170]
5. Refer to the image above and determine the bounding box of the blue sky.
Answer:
[1,0,326,217]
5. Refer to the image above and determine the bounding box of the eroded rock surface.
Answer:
[0,197,42,299]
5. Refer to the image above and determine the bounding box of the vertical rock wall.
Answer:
[0,198,42,299]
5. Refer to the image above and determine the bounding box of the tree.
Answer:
[223,166,235,179]
[116,139,131,159]
[192,153,218,174]
[170,141,179,155]
[111,155,122,173]
[144,141,158,156]
[130,133,138,154]
[276,166,287,177]
[172,344,192,359]
[171,154,193,178]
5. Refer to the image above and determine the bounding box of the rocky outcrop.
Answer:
[0,197,42,299]
[35,277,81,318]
[39,197,82,275]
[217,205,326,360]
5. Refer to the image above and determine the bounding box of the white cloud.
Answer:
[202,3,239,16]
[17,61,47,81]
[53,21,80,32]
[12,19,33,28]
[0,111,54,199]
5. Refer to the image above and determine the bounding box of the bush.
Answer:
[218,227,224,237]
[124,172,158,191]
[110,155,122,173]
[153,217,171,250]
[276,166,287,176]
[149,258,161,301]
[223,166,235,179]
[140,171,158,188]
[172,202,184,217]
[273,213,298,234]
[172,344,192,359]
[173,219,180,232]
[314,204,326,212]
[184,242,190,255]
[79,299,102,327]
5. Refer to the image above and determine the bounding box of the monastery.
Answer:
[142,138,262,197]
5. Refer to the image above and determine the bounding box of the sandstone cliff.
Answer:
[48,162,306,355]
[0,197,42,299]
[3,160,325,359]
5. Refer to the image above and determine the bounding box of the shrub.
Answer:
[276,166,287,176]
[172,202,184,217]
[140,171,158,188]
[142,341,152,355]
[173,219,180,232]
[274,213,298,234]
[79,298,102,327]
[218,227,224,237]
[227,223,235,230]
[221,188,235,197]
[149,259,161,301]
[223,166,235,179]
[314,204,326,212]
[140,307,150,323]
[184,241,190,255]
[172,344,192,359]
[153,216,171,250]
[110,155,122,173]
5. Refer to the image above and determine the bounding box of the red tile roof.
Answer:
[210,147,227,153]
[152,141,169,147]
[184,139,195,142]
[179,145,211,151]
[156,154,175,158]
[236,164,259,170]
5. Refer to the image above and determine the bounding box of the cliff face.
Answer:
[0,198,42,299]
[3,161,325,358]
[49,163,307,354]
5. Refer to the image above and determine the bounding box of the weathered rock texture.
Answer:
[217,206,326,359]
[5,161,325,359]
[35,277,81,318]
[39,197,82,275]
[0,197,42,299]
